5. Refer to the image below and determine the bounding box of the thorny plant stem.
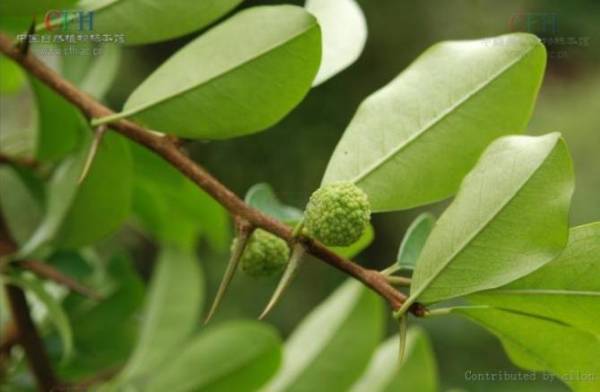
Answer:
[0,229,59,391]
[0,32,420,314]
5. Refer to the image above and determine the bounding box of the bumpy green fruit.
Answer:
[304,182,371,247]
[239,229,290,277]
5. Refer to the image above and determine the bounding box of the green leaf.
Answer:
[108,5,321,139]
[245,183,304,225]
[0,166,43,246]
[58,254,145,380]
[322,33,546,212]
[392,213,435,272]
[350,327,438,392]
[2,272,73,361]
[147,321,281,392]
[263,280,384,392]
[19,149,83,256]
[0,55,26,94]
[0,72,37,159]
[306,0,367,86]
[56,132,132,248]
[468,222,600,337]
[30,78,82,161]
[115,246,204,386]
[407,133,574,306]
[458,307,600,392]
[20,130,133,255]
[78,0,243,45]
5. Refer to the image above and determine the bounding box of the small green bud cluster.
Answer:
[304,182,371,247]
[238,229,290,277]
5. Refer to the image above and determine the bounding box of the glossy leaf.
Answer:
[322,33,546,212]
[115,247,204,386]
[0,166,43,246]
[351,327,438,392]
[78,0,243,45]
[408,133,573,306]
[469,222,600,336]
[2,273,73,361]
[263,280,384,392]
[245,183,304,225]
[147,321,281,392]
[393,213,435,272]
[306,0,367,85]
[20,130,133,255]
[30,78,82,161]
[113,5,321,139]
[458,307,600,392]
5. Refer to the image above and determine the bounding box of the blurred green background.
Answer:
[2,0,599,391]
[108,1,599,391]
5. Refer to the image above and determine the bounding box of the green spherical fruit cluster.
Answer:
[304,182,371,247]
[239,229,290,277]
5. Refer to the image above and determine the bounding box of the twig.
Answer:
[0,32,416,313]
[1,222,60,391]
[4,284,59,391]
[0,153,39,169]
[0,322,18,378]
[0,322,18,356]
[18,260,102,300]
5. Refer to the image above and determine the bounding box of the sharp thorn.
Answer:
[78,125,107,184]
[17,18,36,56]
[204,228,253,324]
[398,314,408,366]
[259,244,305,320]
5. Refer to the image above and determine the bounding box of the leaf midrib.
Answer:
[410,137,560,303]
[121,20,318,119]
[482,289,600,297]
[351,40,539,185]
